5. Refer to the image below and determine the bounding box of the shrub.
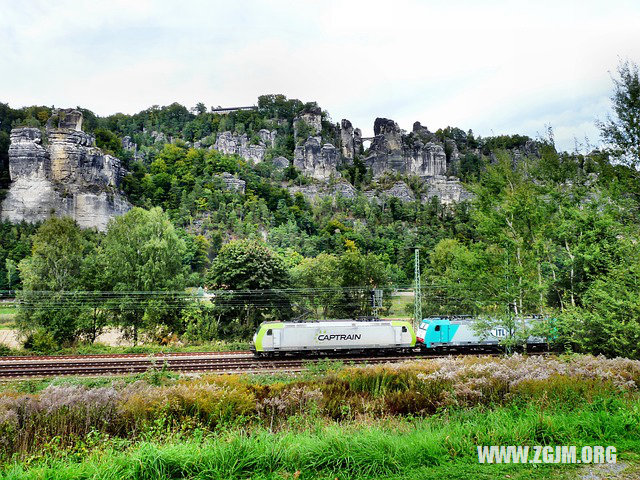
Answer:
[22,330,58,354]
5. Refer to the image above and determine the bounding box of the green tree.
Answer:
[553,239,640,358]
[459,155,549,316]
[94,128,122,156]
[206,239,290,338]
[5,258,17,290]
[181,301,219,342]
[428,238,498,315]
[291,253,342,318]
[194,102,207,115]
[598,59,640,167]
[101,207,187,344]
[471,313,530,353]
[336,243,391,318]
[17,218,92,346]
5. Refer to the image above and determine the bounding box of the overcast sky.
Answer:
[1,0,639,152]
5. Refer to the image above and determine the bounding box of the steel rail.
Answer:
[0,351,549,379]
[0,353,439,378]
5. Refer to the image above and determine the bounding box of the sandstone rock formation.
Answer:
[363,118,447,179]
[423,176,473,205]
[293,137,340,181]
[288,180,356,202]
[353,128,363,156]
[362,181,416,204]
[412,121,435,140]
[258,129,276,148]
[332,181,357,199]
[213,130,276,163]
[150,130,168,144]
[215,172,246,194]
[340,119,355,161]
[293,105,322,140]
[122,136,137,152]
[0,109,130,231]
[382,181,415,202]
[271,156,290,169]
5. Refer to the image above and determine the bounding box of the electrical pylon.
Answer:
[414,248,422,329]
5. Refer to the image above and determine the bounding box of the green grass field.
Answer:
[388,292,414,318]
[1,405,638,479]
[0,306,16,315]
[0,306,16,330]
[0,354,638,479]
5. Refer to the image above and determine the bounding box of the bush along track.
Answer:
[0,354,639,479]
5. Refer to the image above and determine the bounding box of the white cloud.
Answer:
[0,0,639,151]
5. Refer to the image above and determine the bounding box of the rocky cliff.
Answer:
[213,129,276,163]
[289,115,469,204]
[0,109,131,230]
[423,176,473,205]
[293,136,341,181]
[293,105,322,140]
[287,176,470,206]
[363,118,447,178]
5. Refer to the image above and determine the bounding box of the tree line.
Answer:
[1,60,639,357]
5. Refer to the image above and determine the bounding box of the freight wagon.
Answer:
[252,320,415,356]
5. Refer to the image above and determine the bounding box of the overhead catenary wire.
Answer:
[4,284,511,314]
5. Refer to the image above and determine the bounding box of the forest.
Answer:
[0,61,639,358]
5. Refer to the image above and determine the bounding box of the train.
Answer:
[252,319,415,357]
[416,317,548,352]
[252,317,549,356]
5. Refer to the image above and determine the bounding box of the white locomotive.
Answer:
[252,319,415,356]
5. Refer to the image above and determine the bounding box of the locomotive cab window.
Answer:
[435,325,441,331]
[266,329,273,336]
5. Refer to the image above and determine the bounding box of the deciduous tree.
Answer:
[101,207,187,344]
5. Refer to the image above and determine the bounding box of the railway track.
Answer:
[0,350,248,362]
[0,351,431,378]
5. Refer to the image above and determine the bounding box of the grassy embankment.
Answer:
[0,335,250,356]
[0,306,16,329]
[0,354,639,479]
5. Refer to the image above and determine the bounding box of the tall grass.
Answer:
[2,402,639,479]
[0,354,639,466]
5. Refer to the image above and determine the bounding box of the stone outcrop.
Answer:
[286,176,471,207]
[258,129,276,148]
[412,121,435,140]
[362,181,415,204]
[332,181,357,199]
[382,181,415,202]
[293,137,340,181]
[150,130,168,144]
[213,130,276,163]
[215,172,246,193]
[340,119,355,161]
[511,139,540,163]
[122,136,137,152]
[423,176,473,205]
[47,109,84,130]
[363,118,447,179]
[1,109,131,230]
[293,105,322,140]
[271,156,290,169]
[288,180,356,202]
[353,128,363,156]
